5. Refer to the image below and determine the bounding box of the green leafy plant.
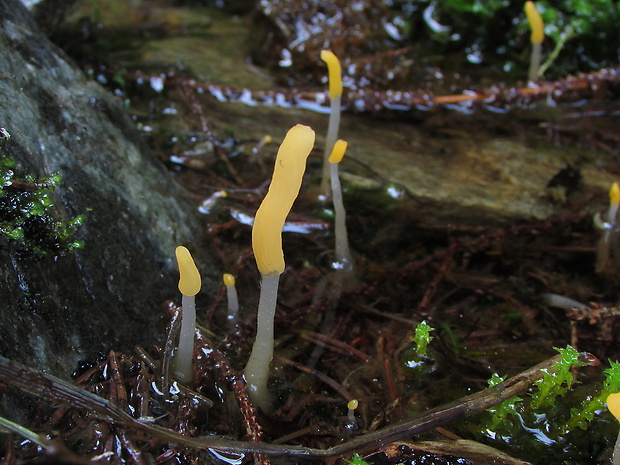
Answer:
[530,345,585,409]
[486,373,524,430]
[346,453,371,465]
[486,346,586,430]
[412,320,434,357]
[567,360,620,431]
[0,155,84,256]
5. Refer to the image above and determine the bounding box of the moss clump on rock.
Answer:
[0,154,84,256]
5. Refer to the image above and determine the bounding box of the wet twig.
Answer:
[0,352,597,459]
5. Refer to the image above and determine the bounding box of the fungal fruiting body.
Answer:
[343,398,360,436]
[245,124,316,412]
[347,399,359,425]
[525,1,544,82]
[223,273,239,328]
[174,246,202,383]
[329,139,354,275]
[320,50,343,198]
[608,392,620,465]
[595,182,620,277]
[608,183,620,226]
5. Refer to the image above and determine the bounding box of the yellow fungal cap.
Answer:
[329,139,348,164]
[320,50,343,100]
[223,273,235,287]
[175,246,201,296]
[608,392,620,421]
[610,182,620,208]
[525,1,544,44]
[252,124,315,275]
[347,399,359,410]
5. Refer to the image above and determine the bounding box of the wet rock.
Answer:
[0,0,213,418]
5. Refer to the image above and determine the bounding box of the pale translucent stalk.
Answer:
[614,432,620,465]
[226,283,239,328]
[528,42,542,82]
[175,294,196,383]
[244,273,280,412]
[330,162,353,272]
[321,97,341,197]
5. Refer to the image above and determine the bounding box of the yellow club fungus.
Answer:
[344,398,360,435]
[329,139,347,164]
[321,50,343,100]
[329,140,354,275]
[525,1,544,82]
[252,134,273,155]
[595,182,620,277]
[608,392,620,465]
[223,273,239,328]
[252,134,273,172]
[245,124,316,412]
[320,50,343,197]
[347,399,359,424]
[174,246,201,383]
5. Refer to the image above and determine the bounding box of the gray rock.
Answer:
[0,0,212,417]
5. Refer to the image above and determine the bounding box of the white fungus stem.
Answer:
[330,161,352,272]
[244,273,280,412]
[528,42,542,82]
[321,97,341,197]
[223,273,239,329]
[175,294,196,383]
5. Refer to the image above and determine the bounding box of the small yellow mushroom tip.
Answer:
[320,49,343,100]
[223,273,236,286]
[610,183,620,208]
[175,246,202,296]
[329,139,348,164]
[608,392,620,420]
[525,1,544,44]
[347,399,359,410]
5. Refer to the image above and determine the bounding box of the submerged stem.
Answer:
[244,272,280,412]
[330,161,353,273]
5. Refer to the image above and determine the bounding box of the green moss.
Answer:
[475,346,620,463]
[346,453,372,465]
[567,360,620,431]
[486,373,524,430]
[412,320,434,357]
[530,345,586,409]
[483,346,587,433]
[0,155,84,256]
